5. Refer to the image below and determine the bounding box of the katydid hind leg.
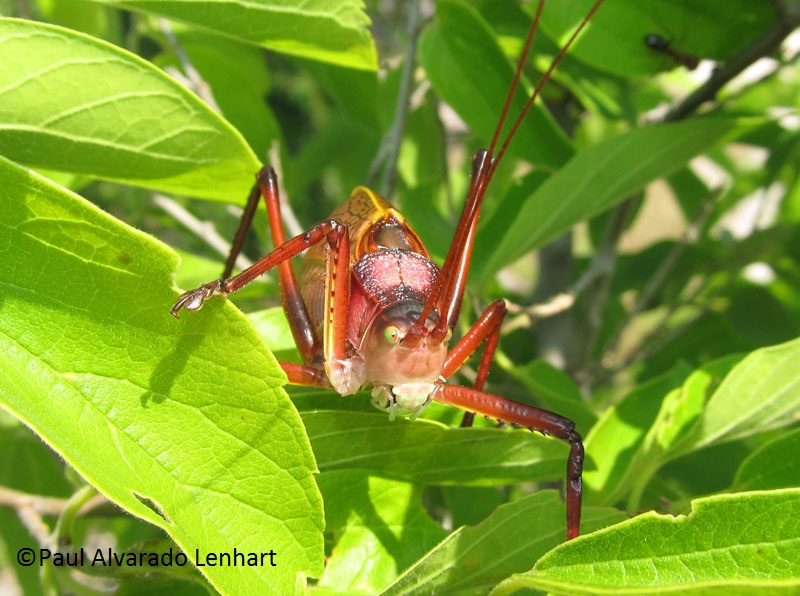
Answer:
[435,384,584,540]
[256,167,320,364]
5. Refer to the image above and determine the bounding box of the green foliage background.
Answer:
[1,0,799,594]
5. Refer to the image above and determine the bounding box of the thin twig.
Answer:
[0,486,108,547]
[504,240,623,334]
[664,10,800,122]
[603,297,710,379]
[154,194,252,271]
[601,188,722,362]
[158,18,221,112]
[0,486,69,516]
[570,195,637,382]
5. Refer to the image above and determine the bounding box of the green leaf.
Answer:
[681,335,800,451]
[494,489,800,595]
[317,471,447,593]
[384,492,627,596]
[583,363,693,505]
[418,0,573,170]
[0,157,323,593]
[0,419,73,496]
[248,306,299,357]
[733,427,800,492]
[623,355,742,509]
[302,410,569,485]
[160,28,282,161]
[93,0,377,71]
[473,119,738,281]
[0,17,260,200]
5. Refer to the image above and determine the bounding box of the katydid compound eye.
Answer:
[383,325,401,345]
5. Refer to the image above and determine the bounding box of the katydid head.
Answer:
[360,301,451,420]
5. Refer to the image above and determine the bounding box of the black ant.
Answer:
[644,33,699,70]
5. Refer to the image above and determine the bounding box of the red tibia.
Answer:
[172,217,344,327]
[216,166,319,364]
[257,168,320,365]
[442,299,506,383]
[442,299,506,428]
[219,221,339,293]
[435,384,584,540]
[436,385,573,433]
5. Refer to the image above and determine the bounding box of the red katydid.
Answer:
[172,0,604,540]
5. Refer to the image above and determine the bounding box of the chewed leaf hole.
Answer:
[133,492,172,524]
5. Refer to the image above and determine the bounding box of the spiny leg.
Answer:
[172,216,350,389]
[434,384,583,540]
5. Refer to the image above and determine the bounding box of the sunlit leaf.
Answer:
[494,489,800,595]
[93,0,377,71]
[385,492,626,596]
[0,17,260,200]
[474,119,738,281]
[682,335,800,450]
[0,157,323,594]
[317,471,446,593]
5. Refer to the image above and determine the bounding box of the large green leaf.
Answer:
[384,492,626,596]
[494,489,800,595]
[92,0,377,71]
[159,28,282,162]
[302,410,569,485]
[418,0,573,171]
[733,427,800,492]
[0,17,260,200]
[679,335,800,452]
[586,335,800,511]
[473,118,738,281]
[0,157,323,594]
[317,471,447,593]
